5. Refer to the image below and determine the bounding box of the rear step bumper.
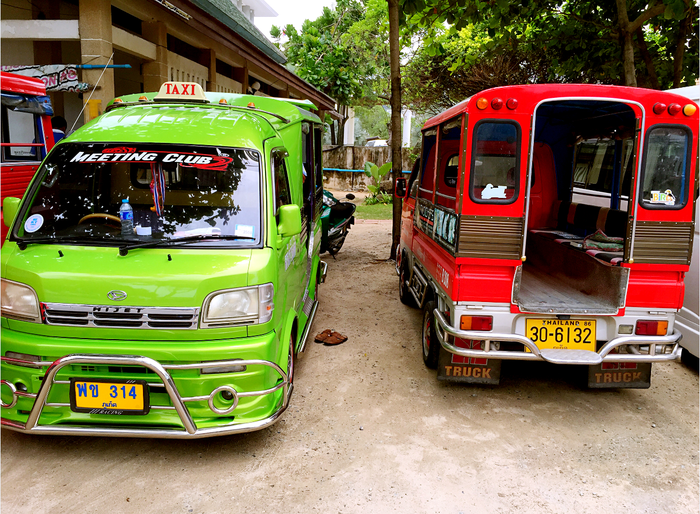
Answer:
[433,309,682,365]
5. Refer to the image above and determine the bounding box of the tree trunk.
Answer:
[635,27,660,89]
[672,9,690,87]
[388,0,402,261]
[616,0,637,87]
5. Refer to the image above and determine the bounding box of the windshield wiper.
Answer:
[14,236,132,250]
[118,234,256,256]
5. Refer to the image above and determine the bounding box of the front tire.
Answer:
[422,300,440,369]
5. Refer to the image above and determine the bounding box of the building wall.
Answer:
[1,0,335,132]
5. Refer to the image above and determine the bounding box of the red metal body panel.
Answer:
[409,83,697,314]
[0,72,48,97]
[626,270,686,310]
[1,72,54,245]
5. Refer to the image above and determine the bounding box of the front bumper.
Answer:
[434,309,682,365]
[1,352,291,439]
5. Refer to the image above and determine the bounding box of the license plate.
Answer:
[70,378,149,415]
[526,319,596,351]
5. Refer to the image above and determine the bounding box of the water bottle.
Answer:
[119,198,134,236]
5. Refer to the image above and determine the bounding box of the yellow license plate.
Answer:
[526,319,596,351]
[70,379,149,415]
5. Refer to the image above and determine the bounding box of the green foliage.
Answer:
[363,161,392,203]
[400,0,698,93]
[364,191,393,205]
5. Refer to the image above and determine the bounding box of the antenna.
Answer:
[69,52,114,133]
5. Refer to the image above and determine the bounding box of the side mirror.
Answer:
[395,178,408,199]
[3,197,21,228]
[278,204,302,238]
[345,193,355,200]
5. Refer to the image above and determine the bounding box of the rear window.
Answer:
[469,121,520,204]
[640,125,691,210]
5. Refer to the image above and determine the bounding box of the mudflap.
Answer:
[587,362,652,389]
[437,346,501,385]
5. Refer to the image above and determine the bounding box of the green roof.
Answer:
[191,0,286,64]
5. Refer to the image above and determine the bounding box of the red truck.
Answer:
[1,72,55,243]
[396,84,698,388]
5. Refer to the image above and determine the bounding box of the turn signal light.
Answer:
[652,103,666,115]
[247,102,256,108]
[476,97,489,110]
[491,97,503,110]
[460,315,493,331]
[113,98,123,104]
[635,320,668,336]
[683,104,697,116]
[667,103,682,116]
[219,98,228,104]
[138,95,148,102]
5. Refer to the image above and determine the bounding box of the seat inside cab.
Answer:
[515,100,637,314]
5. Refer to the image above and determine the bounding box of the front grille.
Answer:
[41,303,199,329]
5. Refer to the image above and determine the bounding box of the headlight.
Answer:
[1,279,41,323]
[200,283,274,328]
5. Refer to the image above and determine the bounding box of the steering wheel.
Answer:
[78,213,122,228]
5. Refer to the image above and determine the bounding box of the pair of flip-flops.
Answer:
[314,329,348,345]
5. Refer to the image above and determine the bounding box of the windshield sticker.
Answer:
[24,214,44,233]
[650,189,676,205]
[481,184,507,199]
[69,150,234,170]
[235,225,255,239]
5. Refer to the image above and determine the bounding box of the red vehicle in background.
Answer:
[1,72,55,243]
[396,84,698,388]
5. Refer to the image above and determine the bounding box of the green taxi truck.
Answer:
[0,82,327,438]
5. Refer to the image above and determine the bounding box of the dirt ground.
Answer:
[2,217,699,514]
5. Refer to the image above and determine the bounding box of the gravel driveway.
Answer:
[2,219,698,514]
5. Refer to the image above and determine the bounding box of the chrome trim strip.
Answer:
[320,260,328,283]
[42,302,199,330]
[298,300,319,354]
[1,353,293,439]
[433,309,681,364]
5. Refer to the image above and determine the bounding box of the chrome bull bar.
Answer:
[433,309,682,365]
[1,353,292,439]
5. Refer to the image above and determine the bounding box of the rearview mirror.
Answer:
[3,197,20,228]
[278,204,302,238]
[395,178,408,199]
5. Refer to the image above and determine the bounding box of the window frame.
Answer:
[468,119,521,205]
[638,123,692,211]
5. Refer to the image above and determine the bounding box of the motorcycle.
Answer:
[320,190,356,255]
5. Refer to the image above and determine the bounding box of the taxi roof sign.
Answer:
[154,82,208,103]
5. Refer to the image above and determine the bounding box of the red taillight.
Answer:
[635,320,668,336]
[460,315,493,331]
[506,98,518,110]
[491,97,503,110]
[652,103,666,115]
[667,103,682,116]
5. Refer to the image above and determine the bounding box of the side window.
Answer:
[640,125,691,210]
[470,121,520,204]
[272,150,292,215]
[1,105,40,162]
[418,130,437,201]
[314,125,323,193]
[301,123,312,203]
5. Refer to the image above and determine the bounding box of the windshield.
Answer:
[13,143,262,247]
